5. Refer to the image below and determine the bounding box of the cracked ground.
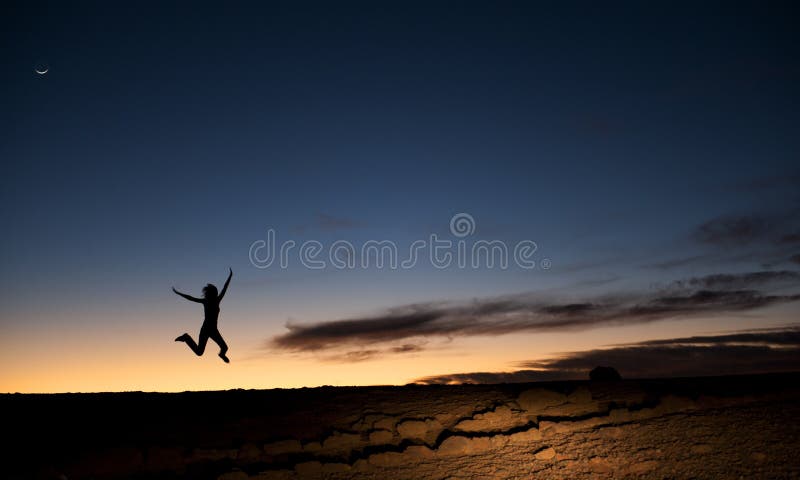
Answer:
[4,373,800,479]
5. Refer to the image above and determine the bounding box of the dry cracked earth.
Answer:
[4,373,800,479]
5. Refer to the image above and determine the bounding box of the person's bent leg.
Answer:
[183,328,209,356]
[209,329,229,363]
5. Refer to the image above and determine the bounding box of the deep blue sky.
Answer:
[2,1,799,391]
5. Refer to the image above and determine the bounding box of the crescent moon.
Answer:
[35,68,48,75]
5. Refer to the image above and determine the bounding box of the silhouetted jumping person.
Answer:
[173,268,233,363]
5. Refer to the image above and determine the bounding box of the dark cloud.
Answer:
[540,303,596,315]
[649,207,800,271]
[693,214,771,246]
[627,289,800,317]
[625,328,800,347]
[328,349,382,362]
[391,343,426,353]
[415,369,579,385]
[691,208,800,248]
[644,254,711,270]
[273,308,447,352]
[268,270,800,355]
[569,275,622,288]
[792,254,800,265]
[670,270,800,290]
[778,233,800,245]
[318,342,427,363]
[416,327,800,384]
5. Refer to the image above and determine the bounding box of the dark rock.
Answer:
[590,366,622,381]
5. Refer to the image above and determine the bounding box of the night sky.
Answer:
[2,1,799,392]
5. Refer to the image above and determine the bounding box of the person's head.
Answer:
[202,284,218,300]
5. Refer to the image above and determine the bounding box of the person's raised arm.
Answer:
[219,268,233,301]
[172,287,202,303]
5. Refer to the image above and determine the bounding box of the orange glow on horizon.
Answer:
[2,310,797,393]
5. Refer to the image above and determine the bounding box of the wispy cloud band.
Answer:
[268,270,800,357]
[415,326,800,384]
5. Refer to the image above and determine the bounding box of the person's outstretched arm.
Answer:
[219,268,233,301]
[172,287,202,303]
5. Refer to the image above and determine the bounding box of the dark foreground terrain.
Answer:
[4,373,800,479]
